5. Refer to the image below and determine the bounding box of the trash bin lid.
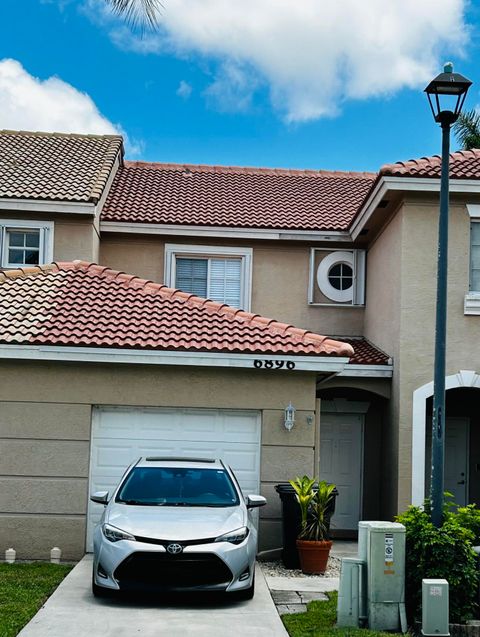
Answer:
[274,483,296,494]
[274,483,338,495]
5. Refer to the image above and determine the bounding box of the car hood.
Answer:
[106,503,246,541]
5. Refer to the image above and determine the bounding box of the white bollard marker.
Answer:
[5,548,16,563]
[50,547,61,564]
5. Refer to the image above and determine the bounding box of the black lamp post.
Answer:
[424,63,472,528]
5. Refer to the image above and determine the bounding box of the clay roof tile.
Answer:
[380,148,480,179]
[0,261,356,359]
[102,161,376,232]
[0,130,123,203]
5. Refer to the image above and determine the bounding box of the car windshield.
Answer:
[115,466,240,507]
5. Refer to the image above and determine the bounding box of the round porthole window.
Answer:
[328,262,353,291]
[316,251,355,303]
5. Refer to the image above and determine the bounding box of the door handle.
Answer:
[457,480,465,485]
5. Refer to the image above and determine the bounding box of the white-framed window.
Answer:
[0,220,54,268]
[470,222,480,291]
[308,248,366,306]
[164,244,253,310]
[464,206,480,314]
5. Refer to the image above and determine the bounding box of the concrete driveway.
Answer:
[18,556,287,637]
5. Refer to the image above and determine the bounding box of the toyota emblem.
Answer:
[166,543,183,555]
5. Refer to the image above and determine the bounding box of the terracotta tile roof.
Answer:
[380,149,480,179]
[0,261,354,358]
[101,161,376,231]
[0,130,123,203]
[332,337,391,366]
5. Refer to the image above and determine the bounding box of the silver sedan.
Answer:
[90,457,266,599]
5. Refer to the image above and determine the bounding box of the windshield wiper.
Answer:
[117,499,155,506]
[168,502,232,507]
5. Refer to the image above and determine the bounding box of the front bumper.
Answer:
[93,528,256,593]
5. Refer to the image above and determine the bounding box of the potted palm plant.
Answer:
[289,475,336,574]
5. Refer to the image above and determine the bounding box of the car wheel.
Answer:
[235,576,255,601]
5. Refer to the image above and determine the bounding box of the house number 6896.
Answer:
[253,360,295,370]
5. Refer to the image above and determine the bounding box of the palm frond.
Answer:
[104,0,163,29]
[453,109,480,151]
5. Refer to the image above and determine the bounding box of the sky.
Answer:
[0,0,479,171]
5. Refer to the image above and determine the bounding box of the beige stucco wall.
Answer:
[99,234,364,336]
[0,360,317,559]
[363,208,403,518]
[364,196,480,516]
[54,220,100,263]
[394,198,480,512]
[252,243,364,334]
[0,212,100,264]
[99,233,165,283]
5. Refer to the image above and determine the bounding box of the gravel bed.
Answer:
[260,555,341,578]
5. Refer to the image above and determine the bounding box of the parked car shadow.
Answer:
[91,589,251,608]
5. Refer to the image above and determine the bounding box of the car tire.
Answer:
[235,576,255,601]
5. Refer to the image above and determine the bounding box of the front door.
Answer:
[319,413,363,531]
[445,417,469,507]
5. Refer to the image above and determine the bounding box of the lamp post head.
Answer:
[425,63,472,125]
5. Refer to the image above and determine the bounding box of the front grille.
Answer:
[134,535,217,547]
[114,552,233,591]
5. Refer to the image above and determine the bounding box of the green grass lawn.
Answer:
[0,563,72,637]
[282,591,401,637]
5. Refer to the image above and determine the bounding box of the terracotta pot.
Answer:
[296,539,333,574]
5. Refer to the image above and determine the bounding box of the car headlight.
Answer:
[215,526,249,545]
[103,523,136,543]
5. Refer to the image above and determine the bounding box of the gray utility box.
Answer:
[362,521,407,632]
[337,557,367,627]
[422,579,449,636]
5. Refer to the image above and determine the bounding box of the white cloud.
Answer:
[0,58,141,155]
[204,62,257,113]
[109,25,164,54]
[176,80,192,99]
[96,0,469,122]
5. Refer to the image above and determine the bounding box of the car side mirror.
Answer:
[246,494,267,509]
[90,491,109,505]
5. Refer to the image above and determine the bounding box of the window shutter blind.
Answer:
[209,258,242,307]
[471,224,480,291]
[175,258,208,297]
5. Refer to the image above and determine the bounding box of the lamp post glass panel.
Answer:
[424,64,472,527]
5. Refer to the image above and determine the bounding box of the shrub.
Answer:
[454,504,480,546]
[288,476,336,541]
[396,505,478,624]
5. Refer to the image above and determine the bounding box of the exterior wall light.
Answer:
[284,402,296,432]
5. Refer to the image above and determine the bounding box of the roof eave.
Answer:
[100,221,352,241]
[0,343,350,373]
[0,198,96,214]
[337,363,393,378]
[350,175,480,240]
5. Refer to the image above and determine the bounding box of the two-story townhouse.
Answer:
[0,130,479,560]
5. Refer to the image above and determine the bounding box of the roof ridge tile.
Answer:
[122,159,376,179]
[0,129,123,141]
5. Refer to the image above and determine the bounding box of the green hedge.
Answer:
[396,504,478,623]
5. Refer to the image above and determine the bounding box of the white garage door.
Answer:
[87,406,261,550]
